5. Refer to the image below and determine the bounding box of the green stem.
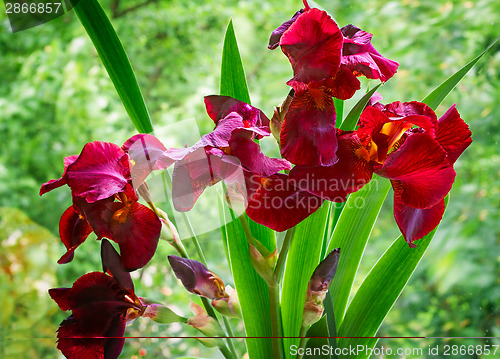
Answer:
[222,316,238,358]
[274,228,294,283]
[182,211,208,265]
[296,325,309,359]
[238,215,256,246]
[269,284,285,359]
[218,344,235,359]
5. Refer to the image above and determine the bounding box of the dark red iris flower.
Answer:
[360,102,471,245]
[163,96,290,211]
[292,101,471,246]
[40,140,161,271]
[269,0,398,167]
[49,240,146,359]
[49,271,142,359]
[159,95,322,231]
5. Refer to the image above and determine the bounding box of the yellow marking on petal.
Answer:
[112,204,132,224]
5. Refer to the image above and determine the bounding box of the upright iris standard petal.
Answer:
[289,130,373,201]
[122,134,173,186]
[268,9,304,50]
[63,142,133,203]
[341,24,399,82]
[244,172,324,232]
[435,105,472,164]
[57,205,93,264]
[375,133,456,209]
[393,193,445,247]
[204,95,271,131]
[281,88,338,166]
[280,8,343,84]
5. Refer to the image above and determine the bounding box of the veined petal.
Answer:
[280,8,343,84]
[65,142,132,203]
[289,130,373,201]
[229,129,291,176]
[79,199,161,271]
[268,9,304,50]
[58,206,93,264]
[341,24,398,82]
[436,105,472,164]
[244,172,324,231]
[393,191,445,247]
[376,133,456,209]
[281,88,338,166]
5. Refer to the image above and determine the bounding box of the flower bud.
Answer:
[168,256,228,300]
[139,297,187,324]
[302,248,340,327]
[249,244,277,285]
[187,301,225,347]
[212,285,241,319]
[307,248,340,301]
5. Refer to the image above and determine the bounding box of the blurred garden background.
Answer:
[1,0,499,358]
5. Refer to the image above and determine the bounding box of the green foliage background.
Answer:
[0,0,499,358]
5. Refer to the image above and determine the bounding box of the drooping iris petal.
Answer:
[376,133,456,209]
[40,155,79,195]
[281,88,338,166]
[268,9,304,50]
[204,95,271,131]
[393,191,445,247]
[58,205,93,264]
[63,142,133,203]
[280,8,343,84]
[171,147,243,212]
[78,198,161,271]
[244,172,324,231]
[435,105,472,164]
[229,129,291,176]
[289,130,373,201]
[341,24,399,82]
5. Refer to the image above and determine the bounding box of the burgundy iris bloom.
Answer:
[269,1,398,167]
[164,96,291,212]
[40,140,161,271]
[48,271,143,359]
[291,101,471,245]
[354,101,470,245]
